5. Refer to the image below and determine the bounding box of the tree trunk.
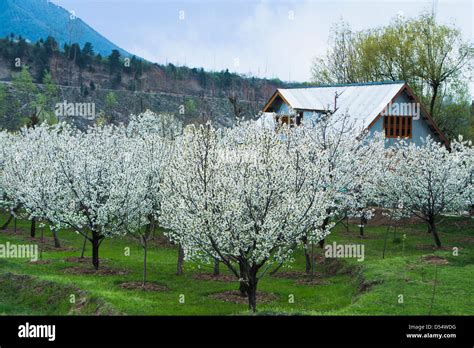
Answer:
[30,218,36,238]
[40,226,44,260]
[80,234,87,258]
[142,215,155,284]
[318,216,331,249]
[0,214,13,230]
[318,215,330,249]
[429,220,441,248]
[269,261,284,276]
[91,232,100,270]
[143,241,148,286]
[239,262,248,297]
[429,83,439,117]
[302,236,311,274]
[318,239,325,249]
[246,268,258,313]
[52,230,61,248]
[213,258,220,276]
[304,246,311,274]
[176,244,184,275]
[14,217,16,233]
[382,222,392,259]
[359,216,366,237]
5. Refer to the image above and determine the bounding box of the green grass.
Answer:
[0,212,472,315]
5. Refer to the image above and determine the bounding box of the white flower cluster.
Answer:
[0,111,179,269]
[375,136,473,246]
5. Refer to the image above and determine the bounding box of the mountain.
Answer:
[0,0,130,57]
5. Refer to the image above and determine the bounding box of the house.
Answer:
[259,81,449,147]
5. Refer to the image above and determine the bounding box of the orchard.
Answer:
[0,111,472,313]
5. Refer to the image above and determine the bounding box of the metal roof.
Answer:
[276,81,406,128]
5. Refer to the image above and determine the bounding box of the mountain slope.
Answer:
[0,0,130,57]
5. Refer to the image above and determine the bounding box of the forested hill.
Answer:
[0,34,309,131]
[0,0,130,57]
[0,33,301,100]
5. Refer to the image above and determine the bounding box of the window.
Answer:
[383,116,412,138]
[277,116,294,126]
[296,111,303,126]
[276,112,303,128]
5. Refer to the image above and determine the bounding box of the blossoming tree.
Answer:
[380,136,473,247]
[162,121,333,311]
[1,125,63,245]
[0,130,14,230]
[299,113,385,270]
[107,111,180,284]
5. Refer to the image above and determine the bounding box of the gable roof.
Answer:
[263,81,406,128]
[262,81,449,146]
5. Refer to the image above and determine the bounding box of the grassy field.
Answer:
[0,212,472,315]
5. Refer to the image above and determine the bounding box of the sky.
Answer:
[52,0,473,94]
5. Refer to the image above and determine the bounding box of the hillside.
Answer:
[0,31,293,99]
[0,0,130,57]
[0,32,306,130]
[0,80,263,130]
[0,35,286,130]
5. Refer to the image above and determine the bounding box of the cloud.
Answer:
[56,0,474,91]
[126,0,330,82]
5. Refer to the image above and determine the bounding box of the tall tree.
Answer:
[11,67,39,126]
[81,42,95,68]
[108,50,121,75]
[412,14,472,117]
[35,70,59,125]
[109,111,181,284]
[311,20,360,84]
